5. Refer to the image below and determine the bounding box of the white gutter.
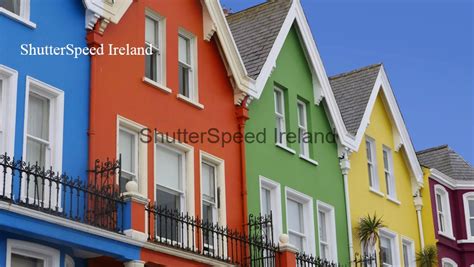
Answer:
[340,152,354,260]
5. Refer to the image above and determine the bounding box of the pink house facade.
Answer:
[418,145,474,267]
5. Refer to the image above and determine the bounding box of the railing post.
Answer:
[278,234,298,267]
[123,180,148,242]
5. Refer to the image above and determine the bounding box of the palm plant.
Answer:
[416,245,437,267]
[357,213,386,252]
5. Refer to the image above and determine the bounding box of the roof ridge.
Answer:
[329,63,383,80]
[416,144,449,155]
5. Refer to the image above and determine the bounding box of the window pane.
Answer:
[366,141,372,161]
[26,138,46,167]
[156,188,180,211]
[383,150,389,168]
[289,233,303,251]
[145,51,157,81]
[320,243,328,259]
[274,90,283,114]
[288,199,303,233]
[261,188,271,216]
[202,163,215,201]
[155,189,181,242]
[156,146,182,190]
[469,200,474,216]
[178,36,190,64]
[145,16,157,45]
[385,172,391,195]
[28,94,50,140]
[202,203,214,248]
[119,129,136,174]
[380,236,393,264]
[470,218,474,237]
[297,103,305,127]
[11,253,44,267]
[178,64,189,96]
[319,211,327,242]
[436,194,443,212]
[0,0,20,15]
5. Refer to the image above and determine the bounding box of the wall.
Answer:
[245,25,349,262]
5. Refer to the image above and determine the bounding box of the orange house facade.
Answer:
[85,1,251,266]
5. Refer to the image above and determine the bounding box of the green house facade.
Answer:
[227,1,351,263]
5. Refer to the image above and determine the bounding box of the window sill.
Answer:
[0,8,36,28]
[438,231,455,240]
[276,143,295,155]
[457,239,474,244]
[387,197,401,205]
[177,94,204,110]
[369,188,384,197]
[142,77,172,94]
[299,155,319,166]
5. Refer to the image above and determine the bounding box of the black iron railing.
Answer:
[296,252,346,267]
[247,213,277,266]
[145,203,279,266]
[0,153,124,233]
[352,252,377,267]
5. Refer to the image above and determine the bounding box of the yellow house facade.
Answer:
[330,64,436,266]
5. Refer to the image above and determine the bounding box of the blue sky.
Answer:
[221,0,474,163]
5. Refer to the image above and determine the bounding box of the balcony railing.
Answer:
[145,203,279,266]
[0,153,124,233]
[296,252,346,267]
[352,253,377,267]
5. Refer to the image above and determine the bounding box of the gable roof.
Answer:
[329,63,382,135]
[417,145,474,181]
[329,63,424,187]
[226,0,292,80]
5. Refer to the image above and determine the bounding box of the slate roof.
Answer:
[226,0,292,79]
[417,145,474,180]
[328,63,382,136]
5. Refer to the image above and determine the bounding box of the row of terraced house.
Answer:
[0,0,472,266]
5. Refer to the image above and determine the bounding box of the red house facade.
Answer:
[84,1,257,266]
[418,145,474,267]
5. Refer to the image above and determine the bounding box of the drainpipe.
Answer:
[340,151,354,261]
[235,96,250,228]
[414,190,425,249]
[86,21,104,170]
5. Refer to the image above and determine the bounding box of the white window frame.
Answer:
[365,136,379,191]
[379,228,400,267]
[401,237,415,267]
[6,239,60,267]
[316,200,338,262]
[285,187,315,255]
[441,257,458,267]
[259,176,282,243]
[463,192,474,240]
[274,87,287,147]
[297,100,310,158]
[0,65,18,197]
[434,184,454,238]
[0,0,35,28]
[117,116,148,197]
[21,76,64,206]
[382,146,397,200]
[199,151,226,254]
[144,9,166,86]
[153,133,195,217]
[177,28,198,102]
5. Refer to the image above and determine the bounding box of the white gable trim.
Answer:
[83,0,133,33]
[430,168,474,190]
[350,66,423,187]
[202,0,256,105]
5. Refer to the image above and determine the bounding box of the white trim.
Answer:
[284,186,316,255]
[259,176,282,242]
[117,116,148,197]
[6,239,60,267]
[434,184,454,239]
[142,77,172,94]
[441,257,458,267]
[463,192,474,240]
[145,9,166,86]
[369,187,385,198]
[177,94,204,110]
[0,65,17,196]
[0,1,36,29]
[178,28,199,103]
[299,155,319,166]
[430,168,474,189]
[401,236,416,267]
[379,228,401,267]
[316,200,338,262]
[199,151,226,227]
[153,133,195,217]
[276,143,296,155]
